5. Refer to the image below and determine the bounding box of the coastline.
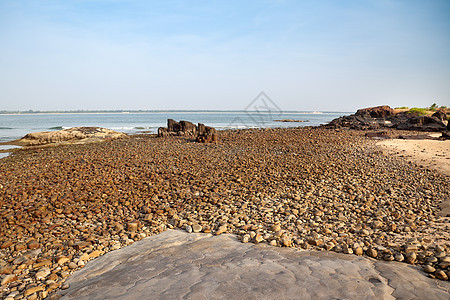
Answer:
[0,127,449,299]
[377,137,450,177]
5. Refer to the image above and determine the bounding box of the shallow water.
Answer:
[0,111,348,143]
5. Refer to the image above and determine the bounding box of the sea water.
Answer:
[0,111,348,157]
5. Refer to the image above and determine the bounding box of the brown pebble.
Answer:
[89,250,104,259]
[405,252,416,264]
[1,274,17,286]
[1,241,13,249]
[127,222,138,232]
[27,241,40,250]
[24,286,44,297]
[214,225,227,235]
[435,270,448,281]
[366,248,378,258]
[423,265,436,273]
[15,243,27,251]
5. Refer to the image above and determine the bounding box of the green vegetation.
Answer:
[395,106,409,109]
[429,103,438,111]
[408,107,428,115]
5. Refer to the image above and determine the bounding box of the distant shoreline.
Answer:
[0,110,349,116]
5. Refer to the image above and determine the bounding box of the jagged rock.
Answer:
[325,106,447,132]
[356,105,394,118]
[396,116,446,132]
[196,123,217,143]
[157,119,218,143]
[157,127,168,137]
[180,121,197,135]
[431,110,447,122]
[167,119,181,132]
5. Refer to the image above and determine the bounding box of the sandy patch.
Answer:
[377,138,449,176]
[377,138,450,216]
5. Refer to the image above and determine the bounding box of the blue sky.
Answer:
[0,0,449,111]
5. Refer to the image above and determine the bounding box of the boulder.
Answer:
[158,120,218,142]
[196,123,217,143]
[431,110,447,122]
[167,119,181,132]
[157,127,168,137]
[180,121,197,135]
[356,105,394,118]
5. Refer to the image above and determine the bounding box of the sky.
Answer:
[0,0,449,111]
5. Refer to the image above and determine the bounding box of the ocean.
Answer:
[0,111,348,157]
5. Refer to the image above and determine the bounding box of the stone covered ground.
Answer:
[0,127,449,299]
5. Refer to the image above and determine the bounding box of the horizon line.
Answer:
[0,109,352,114]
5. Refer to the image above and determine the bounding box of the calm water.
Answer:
[0,111,347,157]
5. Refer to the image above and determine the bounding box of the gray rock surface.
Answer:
[60,230,449,300]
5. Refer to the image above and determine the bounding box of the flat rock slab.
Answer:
[60,230,449,300]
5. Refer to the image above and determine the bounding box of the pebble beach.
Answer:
[1,127,449,299]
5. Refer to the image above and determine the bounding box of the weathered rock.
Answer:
[24,286,44,297]
[367,248,378,258]
[192,224,202,233]
[214,225,228,235]
[196,123,217,143]
[16,127,127,146]
[35,267,51,280]
[431,110,447,122]
[180,121,197,135]
[89,250,104,259]
[1,274,17,286]
[157,119,218,142]
[326,106,448,131]
[57,256,70,265]
[435,270,448,281]
[157,127,168,137]
[59,230,450,300]
[356,105,394,118]
[423,265,436,273]
[127,222,138,232]
[396,116,446,132]
[405,252,417,264]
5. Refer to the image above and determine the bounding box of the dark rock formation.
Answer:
[196,123,217,143]
[356,105,394,118]
[431,110,447,122]
[441,131,450,140]
[396,115,446,131]
[158,120,218,143]
[180,121,197,135]
[325,106,447,132]
[167,119,181,132]
[159,119,197,136]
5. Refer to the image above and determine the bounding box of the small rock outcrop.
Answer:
[432,110,447,122]
[16,127,127,146]
[326,106,447,132]
[158,119,218,143]
[356,105,394,118]
[396,115,447,131]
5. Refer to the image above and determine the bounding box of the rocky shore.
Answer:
[4,127,127,148]
[325,105,449,132]
[0,127,449,299]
